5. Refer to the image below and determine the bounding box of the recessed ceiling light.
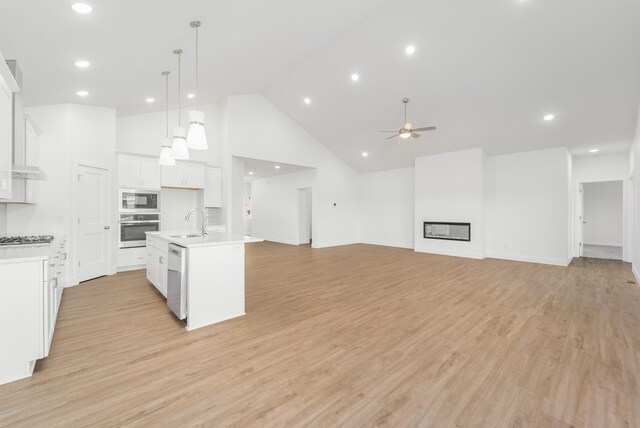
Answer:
[362,151,368,157]
[544,114,555,121]
[303,97,311,105]
[71,2,92,14]
[275,165,281,169]
[351,73,360,82]
[145,98,155,103]
[249,171,254,175]
[76,90,89,97]
[74,60,90,68]
[589,149,599,153]
[187,93,195,99]
[405,45,416,55]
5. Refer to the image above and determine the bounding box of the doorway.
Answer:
[578,180,623,260]
[75,162,111,282]
[298,188,312,245]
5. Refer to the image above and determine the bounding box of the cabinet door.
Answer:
[185,163,205,189]
[156,250,168,297]
[204,167,222,207]
[0,75,13,199]
[161,163,184,188]
[140,157,161,190]
[146,247,157,286]
[118,155,141,188]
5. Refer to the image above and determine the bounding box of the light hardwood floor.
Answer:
[1,242,639,427]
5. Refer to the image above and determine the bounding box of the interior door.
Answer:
[77,164,110,282]
[578,183,584,257]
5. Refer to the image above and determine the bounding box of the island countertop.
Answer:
[146,231,262,248]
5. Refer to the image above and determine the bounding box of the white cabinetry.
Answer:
[117,154,161,190]
[161,161,205,189]
[146,234,168,297]
[117,247,147,270]
[0,237,66,386]
[0,53,19,200]
[204,166,222,207]
[8,114,42,204]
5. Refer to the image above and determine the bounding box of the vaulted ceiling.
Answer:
[1,0,639,173]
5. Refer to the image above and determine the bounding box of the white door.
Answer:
[0,75,13,199]
[77,164,110,282]
[298,189,312,244]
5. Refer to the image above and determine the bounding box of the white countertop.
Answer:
[0,235,66,264]
[147,231,263,248]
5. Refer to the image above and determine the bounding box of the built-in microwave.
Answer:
[119,189,160,213]
[119,213,161,248]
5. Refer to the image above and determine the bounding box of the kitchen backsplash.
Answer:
[0,205,6,236]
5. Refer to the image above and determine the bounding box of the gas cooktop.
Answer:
[0,235,55,247]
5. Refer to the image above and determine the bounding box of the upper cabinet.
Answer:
[161,161,205,189]
[0,54,19,200]
[204,166,222,207]
[117,154,161,190]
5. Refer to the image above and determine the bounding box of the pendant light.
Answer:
[186,20,208,150]
[159,71,176,166]
[171,49,189,160]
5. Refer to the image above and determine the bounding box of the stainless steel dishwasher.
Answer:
[167,244,187,320]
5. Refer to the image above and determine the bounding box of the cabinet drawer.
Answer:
[147,235,169,254]
[118,247,147,268]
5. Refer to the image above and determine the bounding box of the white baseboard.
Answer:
[486,252,569,267]
[312,240,359,249]
[255,236,301,246]
[117,265,145,273]
[414,247,484,260]
[359,240,414,249]
[583,242,623,247]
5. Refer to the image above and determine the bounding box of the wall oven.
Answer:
[119,213,161,248]
[119,189,160,213]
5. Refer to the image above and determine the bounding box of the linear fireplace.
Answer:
[423,222,471,242]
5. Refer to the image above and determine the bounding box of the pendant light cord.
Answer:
[178,52,181,126]
[195,26,199,111]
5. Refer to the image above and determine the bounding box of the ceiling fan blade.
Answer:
[378,130,398,133]
[411,133,421,139]
[411,126,436,132]
[386,134,401,140]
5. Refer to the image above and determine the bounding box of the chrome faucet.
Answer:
[185,208,208,236]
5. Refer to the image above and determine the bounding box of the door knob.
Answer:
[104,225,111,230]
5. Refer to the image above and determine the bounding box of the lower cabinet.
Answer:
[146,236,168,297]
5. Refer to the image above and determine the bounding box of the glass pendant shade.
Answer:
[159,138,175,166]
[187,110,207,150]
[171,126,189,160]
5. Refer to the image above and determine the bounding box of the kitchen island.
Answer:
[146,231,259,331]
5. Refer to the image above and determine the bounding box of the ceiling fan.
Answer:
[379,98,436,141]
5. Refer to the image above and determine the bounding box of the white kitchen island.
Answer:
[146,231,259,331]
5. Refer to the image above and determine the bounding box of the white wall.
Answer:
[0,205,6,236]
[486,147,572,266]
[161,189,198,231]
[359,167,414,249]
[572,151,631,261]
[583,181,623,246]
[116,104,221,166]
[251,170,316,245]
[223,94,360,248]
[7,104,117,285]
[414,149,485,259]
[631,107,640,282]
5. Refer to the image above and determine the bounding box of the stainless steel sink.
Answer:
[171,234,203,238]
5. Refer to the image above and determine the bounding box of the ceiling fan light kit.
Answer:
[379,98,436,142]
[187,21,208,150]
[171,49,189,160]
[159,71,176,166]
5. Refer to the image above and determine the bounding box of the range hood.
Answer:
[6,60,47,181]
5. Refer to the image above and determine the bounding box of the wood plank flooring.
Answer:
[1,242,639,427]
